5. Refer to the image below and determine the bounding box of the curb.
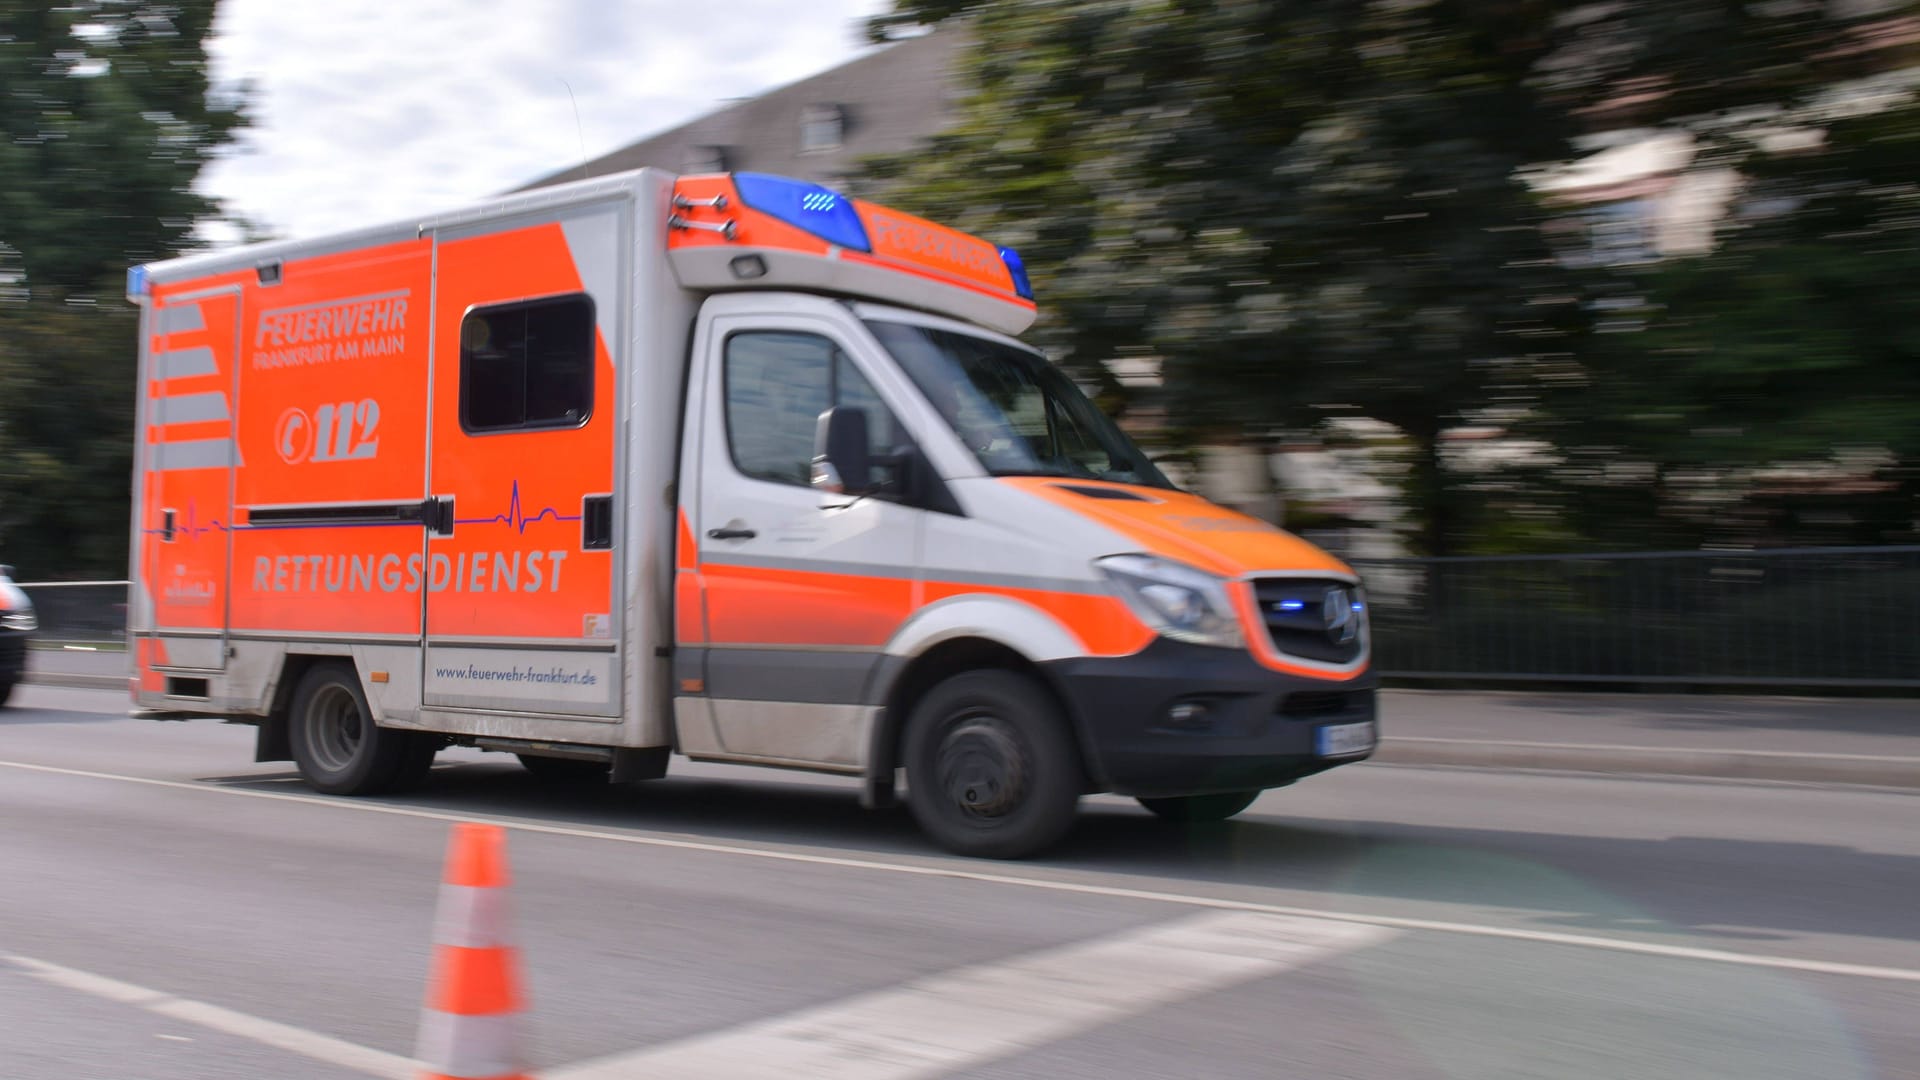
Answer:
[21,672,124,691]
[15,675,1919,789]
[1375,736,1920,790]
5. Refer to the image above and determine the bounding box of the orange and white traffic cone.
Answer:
[415,823,530,1080]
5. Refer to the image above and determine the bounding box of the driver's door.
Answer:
[686,307,925,769]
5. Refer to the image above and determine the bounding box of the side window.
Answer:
[460,294,595,433]
[723,330,905,488]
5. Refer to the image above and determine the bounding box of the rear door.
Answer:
[420,203,628,719]
[139,286,243,676]
[682,297,927,769]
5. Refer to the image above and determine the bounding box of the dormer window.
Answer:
[684,144,730,174]
[800,105,844,153]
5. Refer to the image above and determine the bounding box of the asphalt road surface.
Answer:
[3,684,1916,1079]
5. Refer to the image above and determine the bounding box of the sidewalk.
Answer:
[1372,689,1920,789]
[24,648,1920,789]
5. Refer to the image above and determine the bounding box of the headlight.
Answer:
[1096,554,1243,649]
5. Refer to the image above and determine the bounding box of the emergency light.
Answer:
[126,264,152,304]
[734,173,872,253]
[731,172,1036,302]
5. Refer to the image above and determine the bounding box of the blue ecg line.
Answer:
[144,482,579,535]
[142,500,228,538]
[455,480,581,534]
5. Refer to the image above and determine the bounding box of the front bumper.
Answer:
[0,630,28,683]
[1043,637,1377,798]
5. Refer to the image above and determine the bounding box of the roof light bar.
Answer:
[733,173,872,253]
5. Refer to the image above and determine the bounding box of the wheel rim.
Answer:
[305,683,365,773]
[934,709,1029,820]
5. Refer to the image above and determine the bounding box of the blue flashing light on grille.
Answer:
[1352,602,1365,612]
[1279,600,1306,611]
[732,173,871,253]
[999,246,1034,300]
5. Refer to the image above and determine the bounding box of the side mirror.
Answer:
[812,407,873,496]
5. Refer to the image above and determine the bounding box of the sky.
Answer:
[199,0,891,244]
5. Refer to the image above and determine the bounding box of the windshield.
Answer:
[866,320,1175,490]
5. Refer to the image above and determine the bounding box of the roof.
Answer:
[513,30,967,195]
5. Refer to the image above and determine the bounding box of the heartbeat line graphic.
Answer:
[143,500,228,538]
[456,480,581,534]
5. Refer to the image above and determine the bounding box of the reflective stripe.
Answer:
[434,884,510,949]
[156,345,218,380]
[700,551,1105,596]
[704,647,881,705]
[152,439,241,471]
[157,304,205,334]
[414,1008,523,1079]
[159,392,230,424]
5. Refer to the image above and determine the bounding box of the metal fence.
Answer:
[1352,546,1920,688]
[16,582,128,646]
[20,547,1920,687]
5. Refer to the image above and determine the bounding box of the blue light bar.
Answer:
[733,173,871,253]
[126,264,151,303]
[999,247,1034,301]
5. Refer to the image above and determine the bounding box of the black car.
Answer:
[0,565,35,708]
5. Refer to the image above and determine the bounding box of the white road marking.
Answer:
[4,757,1919,984]
[549,912,1394,1080]
[6,954,412,1079]
[1388,735,1920,764]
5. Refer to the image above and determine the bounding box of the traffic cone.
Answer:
[415,823,530,1080]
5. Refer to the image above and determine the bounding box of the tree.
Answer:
[0,1,245,578]
[866,0,1920,554]
[860,1,1591,557]
[0,0,244,296]
[1530,2,1920,547]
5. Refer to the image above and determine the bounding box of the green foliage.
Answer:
[1539,16,1920,548]
[860,0,1588,555]
[0,1,244,577]
[864,0,1920,553]
[0,300,140,577]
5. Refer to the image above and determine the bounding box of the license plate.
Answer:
[1315,720,1376,758]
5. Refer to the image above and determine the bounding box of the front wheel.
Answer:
[1136,790,1261,824]
[904,670,1082,859]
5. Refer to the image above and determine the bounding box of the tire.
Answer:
[1136,790,1261,824]
[287,662,412,795]
[904,670,1082,859]
[515,753,610,782]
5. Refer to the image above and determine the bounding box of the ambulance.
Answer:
[126,168,1376,858]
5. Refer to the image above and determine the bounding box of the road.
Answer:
[3,684,1916,1079]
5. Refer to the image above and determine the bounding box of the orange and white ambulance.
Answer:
[127,168,1376,857]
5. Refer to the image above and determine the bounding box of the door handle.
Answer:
[707,527,756,540]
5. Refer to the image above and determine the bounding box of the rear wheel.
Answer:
[1136,790,1261,824]
[904,670,1082,859]
[515,753,610,782]
[288,662,412,795]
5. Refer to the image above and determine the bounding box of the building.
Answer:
[515,30,965,195]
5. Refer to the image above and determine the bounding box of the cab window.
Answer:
[722,331,902,488]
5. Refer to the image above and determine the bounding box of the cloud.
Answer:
[199,0,888,242]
